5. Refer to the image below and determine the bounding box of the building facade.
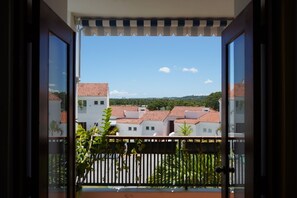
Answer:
[111,105,219,137]
[77,83,109,130]
[174,110,221,137]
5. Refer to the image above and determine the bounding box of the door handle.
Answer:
[215,166,226,174]
[215,166,235,174]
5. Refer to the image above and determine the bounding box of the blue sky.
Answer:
[80,36,221,98]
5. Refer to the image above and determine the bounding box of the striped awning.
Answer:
[77,18,232,36]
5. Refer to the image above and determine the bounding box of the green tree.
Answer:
[147,143,221,188]
[178,122,193,136]
[148,122,221,188]
[110,92,221,110]
[75,107,118,189]
[203,91,221,111]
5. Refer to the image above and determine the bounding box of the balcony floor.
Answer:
[77,187,232,198]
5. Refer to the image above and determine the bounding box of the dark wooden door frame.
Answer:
[265,1,297,197]
[221,2,261,198]
[32,1,76,197]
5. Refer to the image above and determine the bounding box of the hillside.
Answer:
[110,91,221,111]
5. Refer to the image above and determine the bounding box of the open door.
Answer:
[219,2,261,198]
[32,1,75,197]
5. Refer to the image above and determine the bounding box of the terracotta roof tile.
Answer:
[229,83,245,97]
[142,111,170,121]
[110,105,139,118]
[60,111,67,123]
[175,112,220,124]
[175,118,199,124]
[78,83,108,97]
[197,112,220,123]
[49,92,61,101]
[116,118,143,124]
[169,106,215,117]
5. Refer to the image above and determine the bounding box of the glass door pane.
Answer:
[48,32,68,197]
[228,34,245,197]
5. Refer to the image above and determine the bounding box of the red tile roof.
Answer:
[110,105,139,118]
[60,111,67,123]
[142,111,170,121]
[175,118,199,124]
[78,83,108,97]
[175,112,220,124]
[116,118,143,124]
[229,83,245,97]
[49,92,61,101]
[113,109,170,124]
[198,112,220,123]
[169,106,215,117]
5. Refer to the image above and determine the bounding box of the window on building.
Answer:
[78,122,87,130]
[146,126,149,130]
[94,101,98,105]
[235,100,244,113]
[208,128,212,133]
[78,100,87,108]
[128,127,132,131]
[203,128,207,132]
[78,100,87,113]
[133,127,137,131]
[100,101,104,105]
[151,126,155,130]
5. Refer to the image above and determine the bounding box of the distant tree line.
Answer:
[110,91,221,111]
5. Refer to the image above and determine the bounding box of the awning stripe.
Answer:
[77,18,232,36]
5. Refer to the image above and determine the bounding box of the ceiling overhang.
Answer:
[69,0,235,34]
[77,17,232,36]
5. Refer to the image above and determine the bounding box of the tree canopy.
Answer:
[110,91,221,111]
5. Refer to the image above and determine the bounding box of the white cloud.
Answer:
[49,88,60,92]
[110,90,137,98]
[182,67,198,73]
[159,67,171,73]
[204,79,213,84]
[49,84,60,92]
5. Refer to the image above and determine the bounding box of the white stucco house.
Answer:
[110,105,144,136]
[228,83,245,137]
[116,119,143,136]
[48,92,67,137]
[141,111,170,136]
[77,83,109,130]
[110,105,169,136]
[111,105,221,137]
[168,106,221,137]
[167,106,215,134]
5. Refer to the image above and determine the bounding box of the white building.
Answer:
[77,83,109,130]
[111,105,220,137]
[228,83,245,137]
[141,111,170,136]
[169,106,221,137]
[167,106,214,134]
[110,105,169,136]
[116,119,143,136]
[49,93,67,137]
[110,105,143,136]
